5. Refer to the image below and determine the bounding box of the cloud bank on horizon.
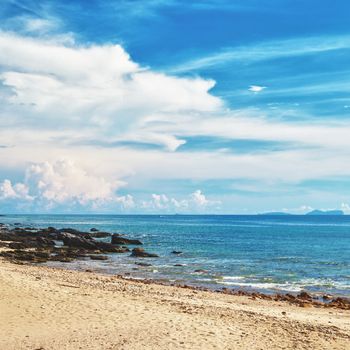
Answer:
[1,0,350,213]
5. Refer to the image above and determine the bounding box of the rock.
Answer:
[322,294,333,301]
[58,228,89,236]
[297,291,312,301]
[135,262,152,267]
[94,241,129,253]
[36,237,55,247]
[111,234,142,245]
[9,242,30,250]
[174,264,185,267]
[90,228,99,232]
[130,248,158,258]
[171,250,183,255]
[89,255,109,260]
[89,231,112,238]
[194,269,208,274]
[60,232,97,250]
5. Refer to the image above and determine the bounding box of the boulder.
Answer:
[58,228,89,236]
[36,237,55,247]
[111,234,142,245]
[171,250,183,255]
[130,248,158,258]
[135,262,152,267]
[94,241,129,253]
[297,291,312,301]
[89,255,109,260]
[89,231,112,238]
[60,232,97,250]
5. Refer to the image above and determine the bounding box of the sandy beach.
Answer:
[0,259,349,350]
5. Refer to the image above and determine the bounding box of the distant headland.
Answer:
[260,210,345,216]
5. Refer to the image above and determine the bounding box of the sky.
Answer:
[1,0,350,214]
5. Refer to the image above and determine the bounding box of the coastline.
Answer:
[0,222,349,306]
[0,259,349,350]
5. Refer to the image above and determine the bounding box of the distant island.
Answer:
[305,209,344,216]
[259,210,345,216]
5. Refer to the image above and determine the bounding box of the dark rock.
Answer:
[171,250,183,255]
[90,228,99,232]
[94,241,129,253]
[297,291,312,301]
[60,232,97,250]
[130,248,158,258]
[111,234,142,245]
[194,269,208,274]
[89,231,111,238]
[9,242,29,250]
[135,262,152,267]
[89,255,109,260]
[58,228,89,236]
[36,237,55,247]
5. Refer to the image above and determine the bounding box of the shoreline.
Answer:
[0,223,349,308]
[41,261,350,310]
[0,258,349,349]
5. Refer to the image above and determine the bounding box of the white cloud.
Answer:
[116,194,135,209]
[341,203,350,213]
[168,34,350,73]
[0,179,32,201]
[0,159,126,210]
[190,189,209,206]
[248,85,266,93]
[0,31,221,151]
[2,31,350,213]
[141,190,220,212]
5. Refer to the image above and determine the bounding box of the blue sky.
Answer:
[1,0,350,213]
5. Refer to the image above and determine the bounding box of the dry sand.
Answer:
[0,259,349,350]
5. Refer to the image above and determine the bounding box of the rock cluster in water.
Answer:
[0,223,157,264]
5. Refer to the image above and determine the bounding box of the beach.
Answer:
[0,259,349,350]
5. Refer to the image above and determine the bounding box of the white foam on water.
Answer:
[221,276,246,281]
[218,281,303,292]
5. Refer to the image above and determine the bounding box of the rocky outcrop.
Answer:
[111,234,142,245]
[0,225,134,264]
[89,231,112,238]
[60,232,97,250]
[130,248,158,258]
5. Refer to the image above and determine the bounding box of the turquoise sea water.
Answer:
[1,214,350,296]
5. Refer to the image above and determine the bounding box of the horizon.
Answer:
[1,210,348,216]
[1,1,350,214]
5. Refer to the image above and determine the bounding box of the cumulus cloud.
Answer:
[2,30,350,213]
[0,159,220,213]
[0,31,221,151]
[0,159,126,210]
[141,190,220,212]
[0,179,32,201]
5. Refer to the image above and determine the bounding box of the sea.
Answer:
[1,214,349,297]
